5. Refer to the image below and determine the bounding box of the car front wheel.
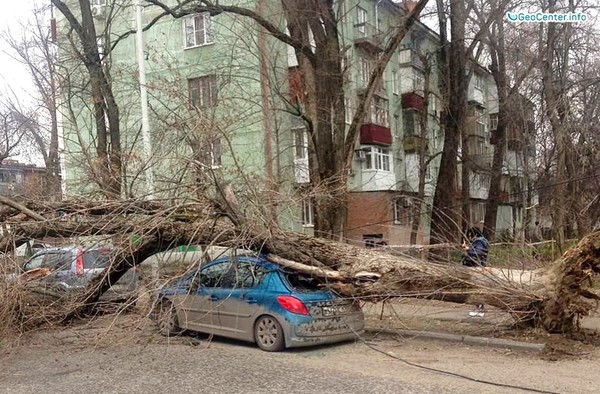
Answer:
[157,300,181,337]
[254,315,285,352]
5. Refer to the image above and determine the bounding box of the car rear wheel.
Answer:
[254,315,285,352]
[157,300,181,337]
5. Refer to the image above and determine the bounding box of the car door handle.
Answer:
[245,298,258,304]
[209,295,219,301]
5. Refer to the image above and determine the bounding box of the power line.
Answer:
[359,335,560,394]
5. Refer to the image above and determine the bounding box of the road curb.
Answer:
[365,327,546,352]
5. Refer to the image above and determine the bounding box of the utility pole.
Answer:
[135,0,155,199]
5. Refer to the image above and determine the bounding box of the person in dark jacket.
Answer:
[462,227,489,316]
[462,227,489,267]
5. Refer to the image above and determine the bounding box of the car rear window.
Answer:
[283,272,324,292]
[83,250,111,269]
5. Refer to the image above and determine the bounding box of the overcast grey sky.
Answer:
[0,0,38,102]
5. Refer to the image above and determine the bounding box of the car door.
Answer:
[210,259,267,340]
[175,260,233,333]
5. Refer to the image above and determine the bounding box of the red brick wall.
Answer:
[346,192,425,246]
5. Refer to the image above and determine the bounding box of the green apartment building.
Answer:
[58,0,535,245]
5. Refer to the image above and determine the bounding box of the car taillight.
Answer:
[276,295,309,316]
[75,249,84,277]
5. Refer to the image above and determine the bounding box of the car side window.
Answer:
[23,255,45,271]
[234,263,266,289]
[199,262,233,288]
[43,252,71,270]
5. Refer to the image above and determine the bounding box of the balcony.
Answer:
[403,135,427,153]
[398,47,424,69]
[353,23,384,53]
[360,123,392,146]
[401,92,424,110]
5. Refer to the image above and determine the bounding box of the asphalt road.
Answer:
[0,329,580,394]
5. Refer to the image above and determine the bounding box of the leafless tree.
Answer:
[2,4,62,200]
[51,0,122,198]
[141,0,430,239]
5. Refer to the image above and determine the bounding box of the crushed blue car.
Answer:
[154,255,364,351]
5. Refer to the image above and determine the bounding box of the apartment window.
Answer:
[392,71,399,95]
[293,128,308,159]
[357,6,368,34]
[345,98,353,124]
[184,13,214,48]
[394,114,400,139]
[364,147,391,172]
[414,70,425,92]
[429,96,437,114]
[474,73,484,90]
[403,109,418,136]
[369,96,389,126]
[360,57,371,86]
[490,113,498,130]
[470,202,486,223]
[393,197,414,225]
[363,234,385,248]
[0,172,17,183]
[475,107,486,134]
[91,0,106,5]
[188,75,218,108]
[470,136,485,155]
[195,138,222,168]
[302,198,314,227]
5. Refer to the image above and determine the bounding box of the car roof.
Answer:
[208,254,279,270]
[30,245,111,255]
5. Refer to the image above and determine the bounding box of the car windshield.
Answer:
[283,271,325,292]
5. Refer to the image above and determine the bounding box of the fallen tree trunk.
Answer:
[1,198,599,333]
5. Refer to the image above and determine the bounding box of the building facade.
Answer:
[57,0,535,244]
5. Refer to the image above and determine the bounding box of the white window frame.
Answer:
[474,137,485,155]
[357,6,368,34]
[394,114,400,139]
[393,197,413,225]
[345,98,353,124]
[302,198,314,227]
[184,13,214,49]
[209,138,222,168]
[360,57,371,86]
[475,107,486,134]
[188,75,218,108]
[369,96,389,127]
[364,147,392,172]
[470,202,486,223]
[403,109,417,136]
[474,73,484,91]
[392,70,399,95]
[194,137,222,169]
[414,70,425,92]
[490,113,498,130]
[293,127,308,159]
[91,0,106,5]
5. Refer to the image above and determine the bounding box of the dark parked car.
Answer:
[17,246,139,297]
[154,255,364,352]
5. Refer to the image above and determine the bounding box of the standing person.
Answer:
[462,227,489,317]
